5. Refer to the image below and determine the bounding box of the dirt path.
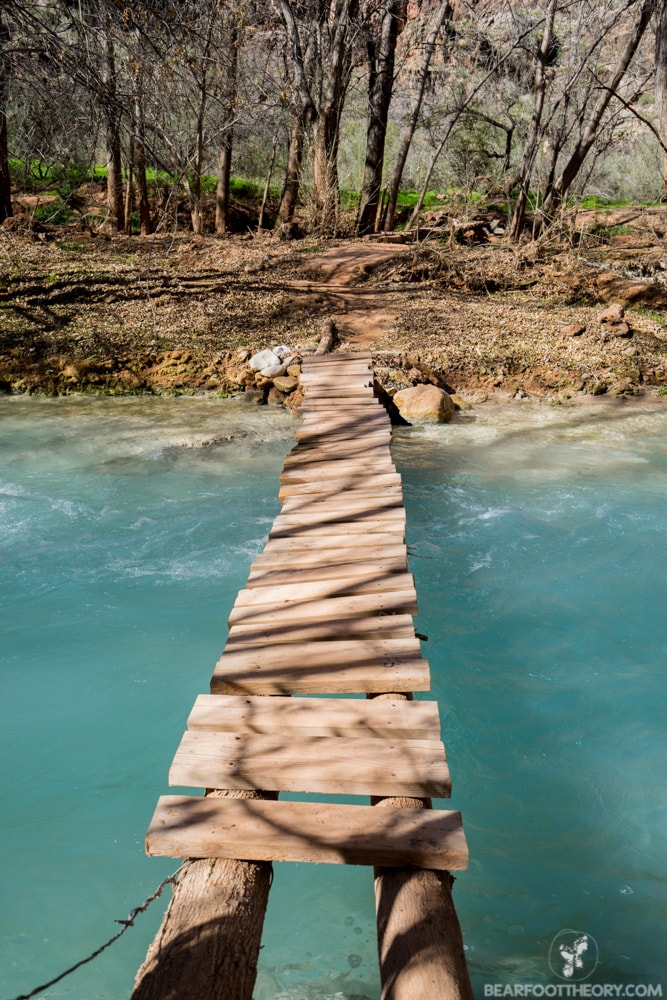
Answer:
[292,242,412,348]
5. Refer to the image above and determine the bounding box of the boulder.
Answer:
[260,363,288,378]
[248,349,280,371]
[273,344,292,361]
[602,321,632,339]
[597,303,625,324]
[392,384,455,423]
[273,375,299,394]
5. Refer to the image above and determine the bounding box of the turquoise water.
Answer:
[1,396,666,999]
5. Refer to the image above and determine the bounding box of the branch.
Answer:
[591,75,667,157]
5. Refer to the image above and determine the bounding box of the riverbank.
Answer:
[2,226,666,405]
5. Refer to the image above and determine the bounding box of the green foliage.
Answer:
[33,199,73,225]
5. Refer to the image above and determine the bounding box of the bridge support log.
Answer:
[132,791,273,1000]
[374,866,473,1000]
[370,694,473,1000]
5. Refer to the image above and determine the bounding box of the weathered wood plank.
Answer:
[280,464,397,484]
[246,564,411,589]
[293,438,391,456]
[283,445,391,467]
[235,574,414,604]
[298,384,374,394]
[279,472,401,489]
[296,423,389,437]
[279,494,403,514]
[254,543,407,565]
[169,731,451,798]
[268,520,405,540]
[225,614,415,644]
[147,797,468,871]
[211,638,430,694]
[187,694,441,740]
[228,590,417,626]
[272,509,405,529]
[278,482,402,501]
[263,533,405,554]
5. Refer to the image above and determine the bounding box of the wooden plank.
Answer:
[254,543,407,565]
[146,797,468,871]
[298,406,385,418]
[272,509,405,528]
[298,394,377,404]
[278,482,402,501]
[282,446,391,467]
[169,731,451,799]
[302,354,372,362]
[246,563,410,588]
[211,638,430,694]
[299,383,374,393]
[234,573,415,605]
[227,590,417,626]
[187,694,441,740]
[294,426,390,442]
[298,383,374,393]
[280,492,402,511]
[263,531,405,551]
[268,519,405,539]
[279,497,403,516]
[293,435,391,454]
[279,476,400,489]
[225,614,415,644]
[249,549,407,572]
[280,464,396,484]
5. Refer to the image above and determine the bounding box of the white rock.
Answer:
[260,363,288,378]
[249,349,280,371]
[273,345,292,360]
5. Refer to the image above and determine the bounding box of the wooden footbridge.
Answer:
[134,351,473,1000]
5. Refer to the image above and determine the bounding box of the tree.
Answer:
[356,0,406,234]
[0,11,12,222]
[539,0,656,224]
[510,0,559,241]
[276,0,360,233]
[654,0,667,192]
[382,1,452,232]
[215,4,241,235]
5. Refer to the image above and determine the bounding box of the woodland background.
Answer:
[2,0,667,240]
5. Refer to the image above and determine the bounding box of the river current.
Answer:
[1,395,665,999]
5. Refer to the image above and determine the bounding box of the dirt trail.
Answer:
[292,242,412,348]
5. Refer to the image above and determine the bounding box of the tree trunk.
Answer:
[312,105,342,233]
[258,133,278,230]
[124,142,134,234]
[375,868,473,1000]
[0,13,12,223]
[357,1,405,235]
[216,10,240,236]
[656,0,667,197]
[278,112,307,226]
[383,3,451,232]
[133,82,152,235]
[369,693,473,1000]
[309,0,359,233]
[540,0,654,223]
[102,7,124,231]
[509,0,558,242]
[132,791,274,1000]
[215,137,233,235]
